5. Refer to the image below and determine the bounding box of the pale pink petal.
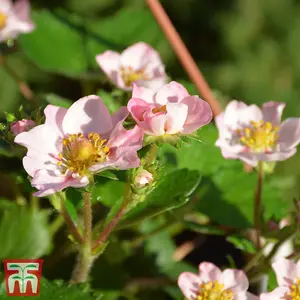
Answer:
[44,105,67,135]
[135,170,153,188]
[198,262,222,283]
[128,98,151,122]
[177,272,200,300]
[272,258,296,286]
[13,0,32,22]
[223,101,248,128]
[139,76,168,92]
[62,95,113,135]
[111,106,128,128]
[96,51,125,89]
[90,124,143,172]
[254,149,297,162]
[181,96,213,134]
[0,0,12,12]
[14,124,61,155]
[278,118,300,151]
[31,169,89,197]
[220,269,249,293]
[165,103,188,134]
[237,104,263,127]
[22,150,57,177]
[262,102,286,126]
[120,42,161,70]
[154,81,190,105]
[132,83,155,103]
[235,153,258,166]
[259,287,289,300]
[143,113,167,136]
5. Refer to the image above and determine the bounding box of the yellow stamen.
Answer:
[289,278,300,300]
[197,281,233,300]
[238,120,279,152]
[0,12,7,30]
[152,105,167,114]
[56,132,110,176]
[120,66,149,87]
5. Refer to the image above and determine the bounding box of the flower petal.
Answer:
[62,95,113,135]
[32,169,89,197]
[155,81,190,105]
[96,51,125,89]
[14,0,32,22]
[198,262,222,283]
[90,124,143,172]
[44,105,67,135]
[254,149,297,163]
[279,118,300,151]
[111,106,128,128]
[143,112,167,136]
[177,272,200,300]
[14,124,61,156]
[272,258,296,286]
[132,83,155,103]
[220,269,249,293]
[262,101,286,126]
[138,76,168,92]
[259,287,289,300]
[128,98,151,122]
[165,103,188,134]
[223,100,248,128]
[181,96,213,134]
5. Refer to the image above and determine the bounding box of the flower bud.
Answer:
[10,119,36,135]
[135,170,153,188]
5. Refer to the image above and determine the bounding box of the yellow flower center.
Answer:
[197,281,233,300]
[120,66,148,87]
[238,120,279,152]
[0,12,7,30]
[152,105,167,114]
[289,278,300,300]
[57,132,110,176]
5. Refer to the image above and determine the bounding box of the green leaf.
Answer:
[96,171,119,181]
[0,201,51,260]
[4,112,16,122]
[184,222,226,235]
[19,10,88,76]
[120,169,201,226]
[0,278,98,299]
[44,93,73,109]
[226,234,256,253]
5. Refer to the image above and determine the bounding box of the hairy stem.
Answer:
[70,192,93,284]
[60,194,84,244]
[92,184,131,253]
[254,161,264,250]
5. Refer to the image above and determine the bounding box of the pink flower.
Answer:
[216,101,300,166]
[96,42,167,91]
[0,0,35,42]
[135,169,153,188]
[260,258,300,299]
[10,119,36,135]
[127,81,213,136]
[14,95,144,197]
[178,262,257,300]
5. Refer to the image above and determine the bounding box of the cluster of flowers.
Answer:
[178,258,300,299]
[2,1,300,299]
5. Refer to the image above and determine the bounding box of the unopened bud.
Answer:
[10,119,36,135]
[135,170,153,188]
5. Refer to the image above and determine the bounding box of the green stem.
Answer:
[60,194,84,244]
[92,183,132,253]
[70,192,93,284]
[254,161,264,250]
